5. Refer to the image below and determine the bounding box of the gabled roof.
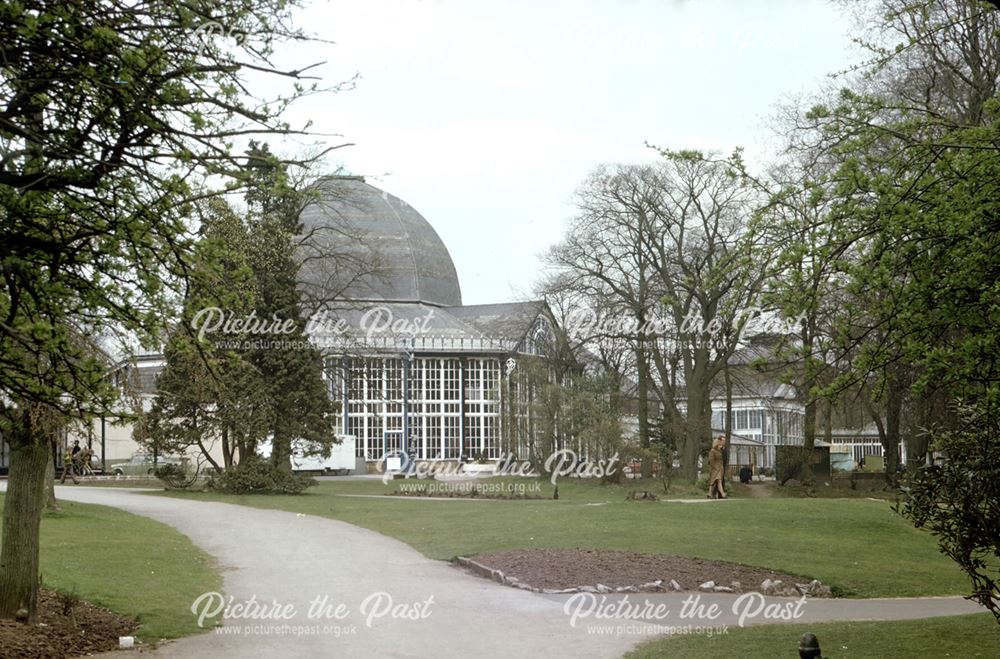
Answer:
[445,301,548,344]
[710,428,765,446]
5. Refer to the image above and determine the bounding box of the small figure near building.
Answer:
[78,446,95,476]
[60,447,80,485]
[707,436,727,499]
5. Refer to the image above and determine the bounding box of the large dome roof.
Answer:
[297,177,462,308]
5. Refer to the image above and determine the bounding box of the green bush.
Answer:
[209,456,316,495]
[898,400,1000,624]
[154,463,196,490]
[776,446,813,484]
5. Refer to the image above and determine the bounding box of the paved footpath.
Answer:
[39,486,985,658]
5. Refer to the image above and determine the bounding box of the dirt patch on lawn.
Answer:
[467,548,819,594]
[0,588,138,659]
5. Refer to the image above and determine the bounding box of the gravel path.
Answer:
[32,485,986,658]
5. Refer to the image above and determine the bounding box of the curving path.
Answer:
[36,485,986,658]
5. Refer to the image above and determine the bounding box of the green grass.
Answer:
[153,476,969,598]
[0,493,222,640]
[625,613,1000,658]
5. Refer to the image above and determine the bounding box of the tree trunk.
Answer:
[636,343,651,478]
[272,432,292,473]
[723,364,732,479]
[43,442,60,513]
[0,441,49,622]
[222,426,232,469]
[801,398,817,487]
[682,384,711,482]
[195,436,223,474]
[823,398,833,444]
[908,390,935,470]
[800,328,817,486]
[723,365,732,443]
[883,371,903,487]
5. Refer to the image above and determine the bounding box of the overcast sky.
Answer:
[272,0,861,306]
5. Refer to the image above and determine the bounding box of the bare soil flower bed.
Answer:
[0,588,138,659]
[466,548,817,593]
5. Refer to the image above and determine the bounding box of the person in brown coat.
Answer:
[78,446,95,476]
[707,436,727,499]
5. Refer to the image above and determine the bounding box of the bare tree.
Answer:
[546,152,766,481]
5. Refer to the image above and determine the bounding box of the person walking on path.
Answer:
[60,445,80,484]
[59,450,80,485]
[707,436,727,499]
[78,445,95,476]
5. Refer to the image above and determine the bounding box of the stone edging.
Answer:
[454,556,679,595]
[454,556,833,598]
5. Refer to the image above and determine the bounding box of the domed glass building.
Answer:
[298,176,559,463]
[297,176,464,308]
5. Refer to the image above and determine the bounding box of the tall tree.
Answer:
[547,152,765,481]
[243,143,337,471]
[0,0,337,621]
[730,157,849,485]
[649,152,766,481]
[796,0,1000,617]
[146,199,271,471]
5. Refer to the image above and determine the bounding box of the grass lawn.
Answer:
[154,476,969,598]
[625,613,1000,658]
[0,493,221,640]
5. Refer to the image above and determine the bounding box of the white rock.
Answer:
[669,579,683,591]
[698,581,716,591]
[713,586,734,593]
[805,580,833,597]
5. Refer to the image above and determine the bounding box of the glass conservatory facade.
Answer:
[331,356,503,461]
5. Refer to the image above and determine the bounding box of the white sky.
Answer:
[272,0,860,305]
